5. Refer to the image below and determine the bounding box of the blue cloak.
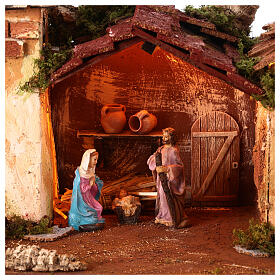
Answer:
[68,169,105,230]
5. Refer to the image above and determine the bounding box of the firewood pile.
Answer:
[53,188,72,227]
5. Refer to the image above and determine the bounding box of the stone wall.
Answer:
[5,7,54,221]
[253,104,275,226]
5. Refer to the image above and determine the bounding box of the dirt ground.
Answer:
[5,205,275,275]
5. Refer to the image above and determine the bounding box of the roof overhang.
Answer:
[51,5,264,96]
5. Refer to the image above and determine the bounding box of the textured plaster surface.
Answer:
[5,93,43,220]
[5,8,53,221]
[253,105,275,225]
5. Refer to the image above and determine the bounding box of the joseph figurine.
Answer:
[147,127,191,228]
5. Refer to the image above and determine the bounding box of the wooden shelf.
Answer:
[77,130,162,138]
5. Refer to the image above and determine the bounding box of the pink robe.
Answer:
[80,177,103,220]
[147,145,188,226]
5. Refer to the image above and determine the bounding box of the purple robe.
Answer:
[80,177,103,220]
[147,145,188,226]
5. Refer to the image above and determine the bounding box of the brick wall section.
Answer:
[5,19,39,58]
[10,21,39,39]
[5,20,9,37]
[5,39,24,58]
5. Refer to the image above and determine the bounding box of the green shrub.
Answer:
[185,5,236,32]
[28,217,53,235]
[258,69,275,109]
[235,41,260,80]
[76,5,135,40]
[18,43,73,94]
[18,6,135,94]
[5,215,53,239]
[184,5,275,110]
[233,218,275,256]
[184,5,256,50]
[5,216,31,239]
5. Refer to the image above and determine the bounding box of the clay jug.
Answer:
[101,104,126,133]
[129,110,157,134]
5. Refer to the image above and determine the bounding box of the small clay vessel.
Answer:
[129,110,157,134]
[101,104,126,133]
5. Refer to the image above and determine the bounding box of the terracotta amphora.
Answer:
[128,110,157,134]
[101,104,126,133]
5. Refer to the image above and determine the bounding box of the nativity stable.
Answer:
[5,5,275,226]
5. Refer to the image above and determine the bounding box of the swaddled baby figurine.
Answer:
[112,188,141,218]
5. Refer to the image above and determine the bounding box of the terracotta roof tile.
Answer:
[248,38,275,57]
[132,5,180,37]
[176,10,216,30]
[73,34,114,59]
[262,22,275,31]
[157,30,205,53]
[248,22,275,71]
[260,29,275,40]
[201,27,239,43]
[106,18,135,42]
[192,45,236,73]
[51,5,263,97]
[227,72,264,95]
[253,51,275,71]
[146,5,177,14]
[51,57,83,81]
[223,43,241,63]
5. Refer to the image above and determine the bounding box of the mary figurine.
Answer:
[68,149,105,231]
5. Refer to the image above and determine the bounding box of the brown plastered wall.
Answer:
[253,104,275,226]
[5,7,53,221]
[51,41,256,205]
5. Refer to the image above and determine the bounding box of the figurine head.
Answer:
[80,149,99,171]
[88,151,99,168]
[119,188,128,199]
[162,127,176,146]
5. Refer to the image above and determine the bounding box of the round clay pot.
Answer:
[101,104,126,133]
[128,110,157,134]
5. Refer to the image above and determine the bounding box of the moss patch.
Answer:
[5,215,53,239]
[233,218,275,256]
[18,44,72,94]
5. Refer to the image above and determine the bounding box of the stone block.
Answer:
[234,245,270,257]
[5,245,87,272]
[10,21,39,39]
[5,39,24,58]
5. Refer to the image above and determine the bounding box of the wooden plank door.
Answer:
[191,111,240,206]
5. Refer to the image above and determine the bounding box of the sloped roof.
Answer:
[248,22,275,71]
[51,5,263,96]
